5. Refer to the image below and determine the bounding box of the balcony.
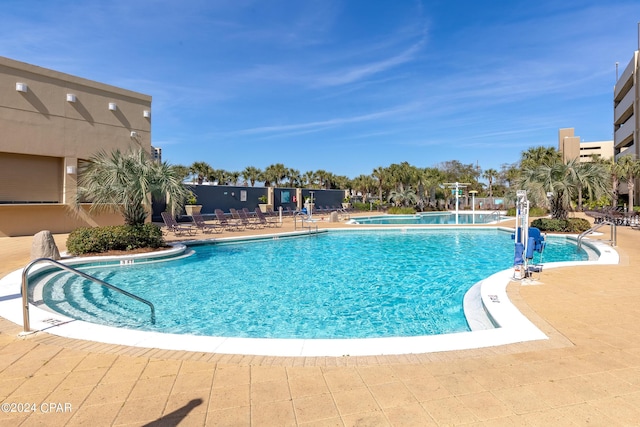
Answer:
[614,116,634,147]
[614,54,636,100]
[614,89,634,124]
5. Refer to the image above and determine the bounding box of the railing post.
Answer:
[612,222,617,247]
[20,258,44,335]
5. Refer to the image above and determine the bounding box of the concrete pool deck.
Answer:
[1,213,640,425]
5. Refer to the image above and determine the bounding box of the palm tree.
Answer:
[261,164,285,187]
[372,166,387,203]
[617,155,640,212]
[388,187,418,207]
[315,169,332,189]
[208,168,228,185]
[227,170,241,186]
[241,166,262,187]
[77,148,189,225]
[332,175,351,190]
[352,174,375,202]
[571,161,610,211]
[286,168,302,187]
[170,164,191,182]
[520,146,561,169]
[482,168,498,198]
[516,158,609,220]
[189,161,212,185]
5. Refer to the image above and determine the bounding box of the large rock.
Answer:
[31,230,61,260]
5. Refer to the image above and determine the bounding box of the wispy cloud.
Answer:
[312,39,426,87]
[229,102,421,136]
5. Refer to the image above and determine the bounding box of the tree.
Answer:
[352,174,375,202]
[189,161,212,185]
[617,155,640,212]
[77,148,189,225]
[315,169,332,189]
[388,187,418,207]
[372,166,387,203]
[520,146,561,169]
[241,166,262,187]
[170,164,191,182]
[286,168,302,187]
[516,158,609,220]
[227,171,241,186]
[208,168,230,185]
[302,171,316,188]
[263,163,287,187]
[482,168,498,198]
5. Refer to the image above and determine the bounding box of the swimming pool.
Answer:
[349,212,507,225]
[35,229,587,340]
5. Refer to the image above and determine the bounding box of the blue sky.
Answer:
[2,1,639,179]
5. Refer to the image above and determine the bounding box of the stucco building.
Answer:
[614,51,639,160]
[613,46,640,205]
[0,56,152,237]
[558,128,613,163]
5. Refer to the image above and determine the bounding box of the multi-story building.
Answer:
[0,56,152,236]
[558,128,613,163]
[152,146,162,163]
[614,51,639,160]
[613,47,640,205]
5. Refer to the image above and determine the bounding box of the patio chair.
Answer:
[191,212,224,234]
[254,207,282,228]
[265,206,278,217]
[284,206,297,216]
[230,208,263,229]
[161,212,197,236]
[214,209,245,231]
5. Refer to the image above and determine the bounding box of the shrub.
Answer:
[387,206,416,214]
[530,218,591,233]
[506,206,547,217]
[351,201,370,211]
[67,224,165,255]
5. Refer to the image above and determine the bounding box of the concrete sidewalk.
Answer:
[1,215,639,426]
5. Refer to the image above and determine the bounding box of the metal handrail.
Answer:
[21,257,155,334]
[293,213,319,233]
[577,220,616,248]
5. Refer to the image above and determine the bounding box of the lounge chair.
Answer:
[265,206,278,217]
[214,209,245,231]
[161,212,197,236]
[230,208,263,229]
[191,212,224,234]
[254,207,282,227]
[283,206,297,216]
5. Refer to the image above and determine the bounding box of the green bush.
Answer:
[67,224,165,255]
[387,206,416,214]
[506,206,547,217]
[530,218,591,233]
[351,201,371,211]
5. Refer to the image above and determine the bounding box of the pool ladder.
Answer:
[20,257,156,335]
[293,213,319,234]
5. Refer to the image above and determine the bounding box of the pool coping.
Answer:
[0,228,619,357]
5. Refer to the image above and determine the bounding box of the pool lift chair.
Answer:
[512,190,546,281]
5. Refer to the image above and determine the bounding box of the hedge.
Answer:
[530,217,591,233]
[67,223,165,255]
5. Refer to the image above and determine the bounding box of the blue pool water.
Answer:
[40,229,588,339]
[351,212,505,225]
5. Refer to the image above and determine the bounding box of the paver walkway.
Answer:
[1,214,639,426]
